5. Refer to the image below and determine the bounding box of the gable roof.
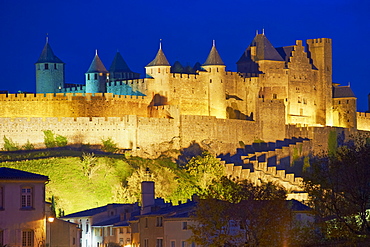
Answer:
[62,203,129,218]
[146,43,170,67]
[109,52,133,73]
[86,51,108,73]
[0,167,48,181]
[36,41,64,64]
[333,86,356,98]
[203,41,224,66]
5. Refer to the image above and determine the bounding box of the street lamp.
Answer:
[48,217,55,247]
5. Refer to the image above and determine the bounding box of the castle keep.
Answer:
[1,33,369,159]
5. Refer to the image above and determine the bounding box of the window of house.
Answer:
[86,220,89,233]
[21,186,32,209]
[119,228,123,234]
[87,74,90,80]
[0,186,3,209]
[0,230,3,246]
[181,241,186,247]
[145,218,148,228]
[44,64,49,70]
[273,94,277,99]
[170,240,175,247]
[182,222,187,230]
[156,238,163,247]
[156,217,163,227]
[144,239,149,247]
[54,64,57,69]
[22,230,34,247]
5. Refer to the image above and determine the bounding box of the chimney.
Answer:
[141,181,155,214]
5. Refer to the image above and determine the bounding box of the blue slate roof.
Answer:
[86,51,108,73]
[333,86,356,98]
[36,42,64,64]
[140,201,197,218]
[203,42,225,66]
[62,203,129,218]
[109,52,133,73]
[146,44,170,67]
[0,167,48,181]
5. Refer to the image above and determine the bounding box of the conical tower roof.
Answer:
[240,33,284,62]
[146,42,170,67]
[36,40,64,63]
[86,51,108,73]
[203,41,224,66]
[109,51,132,73]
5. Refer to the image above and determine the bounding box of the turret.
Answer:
[145,41,171,104]
[85,50,108,94]
[202,41,227,119]
[35,38,65,93]
[109,51,140,81]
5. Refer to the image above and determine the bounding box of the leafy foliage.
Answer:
[22,140,34,150]
[3,135,19,151]
[304,138,370,241]
[190,176,314,246]
[43,130,68,148]
[101,137,119,153]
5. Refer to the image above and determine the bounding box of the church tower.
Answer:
[202,41,227,118]
[85,50,108,94]
[35,38,65,93]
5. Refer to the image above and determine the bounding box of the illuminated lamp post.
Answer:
[48,217,55,247]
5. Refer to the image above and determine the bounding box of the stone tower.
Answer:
[145,42,171,105]
[202,41,227,119]
[35,38,65,93]
[306,38,333,126]
[85,50,108,94]
[109,51,140,82]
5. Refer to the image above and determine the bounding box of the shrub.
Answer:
[43,130,67,148]
[3,136,19,151]
[22,140,34,150]
[101,137,119,153]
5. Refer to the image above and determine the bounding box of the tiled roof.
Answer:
[36,42,64,64]
[276,46,294,62]
[333,86,356,98]
[141,201,197,217]
[109,52,132,73]
[62,203,128,218]
[146,44,170,67]
[203,42,224,66]
[0,167,48,181]
[86,51,108,73]
[238,34,284,63]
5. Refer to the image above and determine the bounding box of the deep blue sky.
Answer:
[1,0,369,111]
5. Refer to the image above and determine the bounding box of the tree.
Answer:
[3,135,19,151]
[304,139,370,241]
[189,176,295,247]
[184,151,225,192]
[101,137,119,153]
[43,130,68,148]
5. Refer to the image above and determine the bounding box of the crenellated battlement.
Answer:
[106,79,146,87]
[306,38,332,44]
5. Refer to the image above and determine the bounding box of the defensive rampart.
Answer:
[357,112,370,131]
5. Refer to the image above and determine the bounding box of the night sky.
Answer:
[1,0,369,111]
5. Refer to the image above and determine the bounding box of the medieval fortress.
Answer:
[2,33,370,195]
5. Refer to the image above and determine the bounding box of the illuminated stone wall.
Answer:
[357,112,370,131]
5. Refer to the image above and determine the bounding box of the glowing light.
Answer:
[48,217,55,223]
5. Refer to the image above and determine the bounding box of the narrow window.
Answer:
[144,239,149,247]
[0,230,3,246]
[156,217,163,227]
[273,94,277,99]
[54,63,57,69]
[44,64,49,70]
[87,74,90,80]
[94,74,98,80]
[145,218,148,228]
[156,238,163,247]
[21,186,32,208]
[181,241,186,247]
[22,230,34,247]
[86,219,89,233]
[171,241,175,247]
[0,186,3,209]
[158,68,160,73]
[182,222,187,230]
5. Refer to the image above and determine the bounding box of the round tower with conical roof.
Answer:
[35,38,65,93]
[202,41,227,118]
[85,50,108,94]
[145,41,171,104]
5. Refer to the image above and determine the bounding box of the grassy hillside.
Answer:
[0,150,205,215]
